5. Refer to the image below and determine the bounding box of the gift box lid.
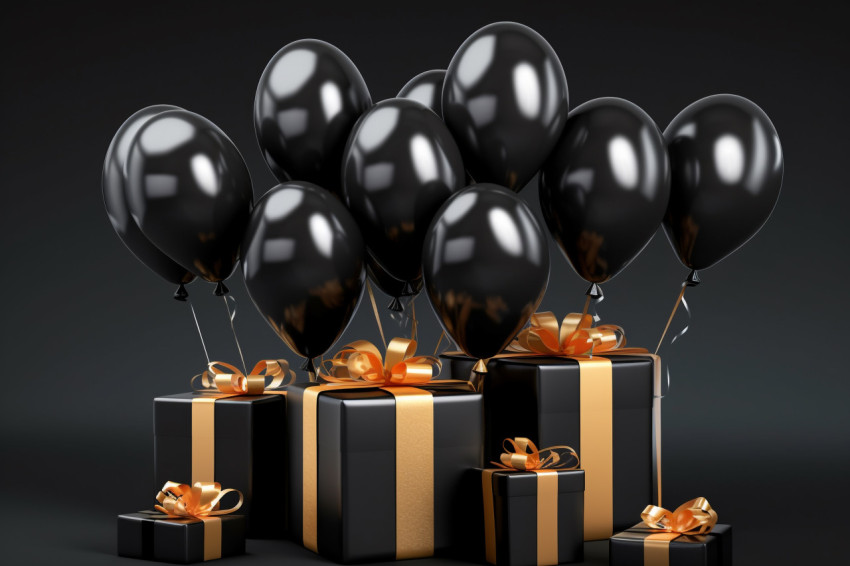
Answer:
[153,391,284,439]
[482,468,585,497]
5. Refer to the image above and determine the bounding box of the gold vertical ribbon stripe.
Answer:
[482,438,580,566]
[153,481,243,562]
[579,357,614,540]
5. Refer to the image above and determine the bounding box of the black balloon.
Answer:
[539,97,671,284]
[397,69,446,118]
[126,109,254,283]
[423,184,549,360]
[442,22,569,191]
[663,94,783,271]
[103,105,195,286]
[254,39,372,197]
[242,182,365,368]
[342,98,466,288]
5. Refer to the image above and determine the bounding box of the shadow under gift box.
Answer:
[117,511,245,563]
[479,468,585,566]
[609,524,733,566]
[442,354,657,540]
[287,383,483,563]
[154,393,287,539]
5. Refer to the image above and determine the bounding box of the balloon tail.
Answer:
[187,295,210,365]
[388,296,404,312]
[222,294,247,374]
[301,358,317,382]
[173,283,189,302]
[214,281,229,296]
[366,280,387,349]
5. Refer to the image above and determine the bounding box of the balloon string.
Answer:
[222,294,247,375]
[410,297,418,342]
[188,297,210,365]
[655,283,687,355]
[366,280,387,350]
[433,330,446,357]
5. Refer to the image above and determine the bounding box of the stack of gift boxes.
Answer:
[117,337,732,565]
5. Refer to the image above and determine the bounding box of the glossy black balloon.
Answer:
[126,109,254,283]
[397,69,446,118]
[442,22,569,191]
[539,97,671,284]
[254,39,372,197]
[242,182,365,364]
[342,98,466,286]
[663,94,783,271]
[103,105,195,286]
[423,184,549,360]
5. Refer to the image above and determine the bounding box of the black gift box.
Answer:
[154,392,286,538]
[287,383,483,563]
[481,468,584,566]
[609,524,733,566]
[443,354,657,539]
[117,511,245,563]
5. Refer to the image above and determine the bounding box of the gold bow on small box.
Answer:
[492,437,580,471]
[641,497,717,536]
[154,481,244,561]
[508,311,631,356]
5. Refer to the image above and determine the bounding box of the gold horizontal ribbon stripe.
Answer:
[389,386,435,559]
[579,357,613,540]
[534,470,559,566]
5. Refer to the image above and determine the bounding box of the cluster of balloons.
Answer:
[103,21,783,373]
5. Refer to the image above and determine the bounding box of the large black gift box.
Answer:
[480,468,584,566]
[443,354,657,539]
[117,511,245,563]
[154,392,286,538]
[287,382,483,563]
[609,523,733,566]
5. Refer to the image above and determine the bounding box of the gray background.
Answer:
[1,1,846,564]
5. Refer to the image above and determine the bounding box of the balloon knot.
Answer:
[214,282,229,296]
[173,283,189,302]
[586,282,604,299]
[388,297,404,312]
[686,270,701,287]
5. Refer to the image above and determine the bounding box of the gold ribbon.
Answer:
[482,438,580,566]
[612,498,717,566]
[190,360,293,484]
[302,338,468,559]
[154,481,243,561]
[485,312,661,540]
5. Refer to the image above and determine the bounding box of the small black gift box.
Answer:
[154,392,286,538]
[117,511,245,563]
[481,467,584,566]
[443,353,658,540]
[609,523,733,566]
[287,381,483,563]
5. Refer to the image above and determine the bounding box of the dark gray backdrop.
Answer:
[2,1,846,564]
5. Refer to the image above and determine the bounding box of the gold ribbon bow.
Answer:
[641,497,717,536]
[321,337,441,385]
[193,359,295,395]
[155,481,243,519]
[508,312,627,356]
[493,437,580,471]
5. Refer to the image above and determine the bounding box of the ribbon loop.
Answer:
[193,359,295,395]
[641,497,717,536]
[154,481,243,518]
[510,311,627,357]
[493,437,580,471]
[320,337,442,387]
